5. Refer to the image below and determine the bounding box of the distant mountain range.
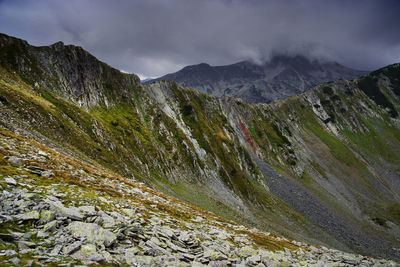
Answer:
[152,55,368,103]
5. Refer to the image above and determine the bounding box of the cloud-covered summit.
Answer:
[0,0,399,78]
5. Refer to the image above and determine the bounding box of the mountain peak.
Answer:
[155,55,368,103]
[181,62,211,71]
[50,40,65,48]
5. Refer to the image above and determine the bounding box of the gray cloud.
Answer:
[0,0,399,78]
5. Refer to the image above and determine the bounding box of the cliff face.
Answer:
[0,33,399,261]
[153,55,367,103]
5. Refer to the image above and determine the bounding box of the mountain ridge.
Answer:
[0,33,399,263]
[152,54,368,103]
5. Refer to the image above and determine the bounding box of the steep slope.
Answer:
[153,55,367,103]
[1,129,397,266]
[0,33,399,261]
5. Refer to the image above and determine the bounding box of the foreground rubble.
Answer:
[0,129,397,266]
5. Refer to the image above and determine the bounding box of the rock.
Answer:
[179,231,191,243]
[63,241,82,255]
[50,244,63,256]
[183,253,196,261]
[110,211,125,222]
[99,211,116,228]
[38,150,48,157]
[160,226,175,238]
[9,231,25,239]
[342,257,361,265]
[21,193,37,200]
[72,243,110,262]
[67,221,117,247]
[98,196,109,203]
[45,198,84,220]
[7,156,22,166]
[149,236,167,248]
[4,177,17,186]
[17,241,36,253]
[61,206,84,221]
[9,257,20,265]
[41,170,53,178]
[43,220,58,232]
[166,240,183,252]
[78,205,96,215]
[25,259,34,267]
[126,255,154,265]
[122,208,136,217]
[16,210,40,221]
[124,247,140,264]
[1,190,14,198]
[203,249,228,261]
[36,230,49,238]
[192,216,204,223]
[238,245,257,258]
[27,166,45,172]
[0,249,17,256]
[40,210,56,223]
[246,255,261,265]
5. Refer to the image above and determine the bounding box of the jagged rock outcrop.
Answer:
[0,33,399,262]
[152,55,367,103]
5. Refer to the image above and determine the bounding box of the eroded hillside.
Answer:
[0,33,399,261]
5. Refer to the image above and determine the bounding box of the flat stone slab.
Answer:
[67,222,116,247]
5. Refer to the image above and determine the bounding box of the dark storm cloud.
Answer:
[0,0,399,78]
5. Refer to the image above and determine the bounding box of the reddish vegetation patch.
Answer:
[238,119,256,153]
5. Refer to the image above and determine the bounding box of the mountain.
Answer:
[0,33,400,264]
[152,55,368,103]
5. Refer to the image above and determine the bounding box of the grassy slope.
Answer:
[0,66,322,243]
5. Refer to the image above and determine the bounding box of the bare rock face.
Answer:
[153,55,368,103]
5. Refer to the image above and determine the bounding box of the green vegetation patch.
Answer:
[358,76,398,118]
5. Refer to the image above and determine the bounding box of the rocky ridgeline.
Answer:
[0,129,397,266]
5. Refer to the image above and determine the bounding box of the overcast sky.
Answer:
[0,0,399,79]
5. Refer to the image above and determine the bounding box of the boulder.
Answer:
[63,241,82,255]
[124,247,140,264]
[7,156,22,166]
[238,245,257,258]
[126,255,154,266]
[203,249,228,261]
[98,211,116,228]
[78,205,96,215]
[43,220,58,232]
[16,211,40,221]
[40,210,56,222]
[72,243,112,262]
[45,198,84,221]
[4,177,17,186]
[67,222,116,247]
